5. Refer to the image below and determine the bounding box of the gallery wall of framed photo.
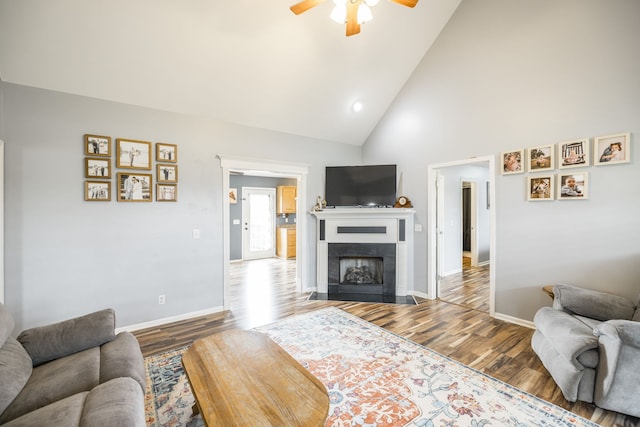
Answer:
[500,132,631,202]
[83,134,178,202]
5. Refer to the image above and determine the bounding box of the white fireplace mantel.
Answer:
[311,208,415,296]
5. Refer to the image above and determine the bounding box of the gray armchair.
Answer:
[531,284,640,418]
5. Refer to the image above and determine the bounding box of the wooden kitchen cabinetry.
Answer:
[276,186,297,214]
[276,226,296,259]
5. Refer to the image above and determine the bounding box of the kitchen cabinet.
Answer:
[276,226,296,259]
[277,186,296,214]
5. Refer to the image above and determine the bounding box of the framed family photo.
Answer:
[156,143,177,163]
[558,138,589,169]
[501,149,524,175]
[117,173,152,202]
[85,158,111,179]
[84,134,111,156]
[157,164,178,183]
[557,172,588,200]
[528,144,554,172]
[594,132,631,166]
[527,175,554,201]
[85,181,111,201]
[157,184,177,202]
[116,139,152,170]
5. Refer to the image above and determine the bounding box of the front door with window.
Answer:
[242,187,276,260]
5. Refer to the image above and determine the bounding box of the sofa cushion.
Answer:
[0,338,33,416]
[0,303,15,348]
[0,347,100,423]
[2,392,88,427]
[553,284,635,321]
[80,377,146,427]
[17,309,116,367]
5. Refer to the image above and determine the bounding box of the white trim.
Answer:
[218,154,309,310]
[0,140,4,304]
[494,312,535,329]
[427,155,496,316]
[408,290,429,300]
[115,306,224,333]
[442,268,462,277]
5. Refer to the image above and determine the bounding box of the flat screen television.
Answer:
[325,164,397,207]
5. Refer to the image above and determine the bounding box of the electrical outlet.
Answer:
[158,294,166,305]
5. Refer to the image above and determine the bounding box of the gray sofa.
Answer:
[531,284,640,418]
[0,303,146,426]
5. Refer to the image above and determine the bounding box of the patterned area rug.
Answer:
[145,307,599,427]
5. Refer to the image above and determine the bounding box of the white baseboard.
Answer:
[443,269,462,277]
[494,312,535,329]
[116,306,225,333]
[477,260,490,267]
[408,290,430,300]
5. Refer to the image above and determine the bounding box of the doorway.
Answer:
[427,155,495,316]
[241,187,276,260]
[218,155,309,310]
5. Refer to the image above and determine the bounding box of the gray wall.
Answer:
[363,0,640,320]
[229,175,297,260]
[1,82,360,331]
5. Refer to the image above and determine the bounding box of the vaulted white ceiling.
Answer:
[0,0,460,145]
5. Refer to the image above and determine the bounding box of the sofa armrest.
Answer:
[533,306,598,363]
[553,284,636,321]
[17,309,116,367]
[594,320,640,397]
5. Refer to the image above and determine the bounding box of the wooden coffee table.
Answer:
[182,329,329,426]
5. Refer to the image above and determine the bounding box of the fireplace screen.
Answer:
[339,257,383,285]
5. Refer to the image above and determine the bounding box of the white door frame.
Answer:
[218,155,309,310]
[427,155,496,316]
[241,187,276,260]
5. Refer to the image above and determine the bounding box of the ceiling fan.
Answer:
[290,0,419,37]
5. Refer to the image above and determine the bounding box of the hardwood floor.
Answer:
[439,256,490,313]
[134,258,638,427]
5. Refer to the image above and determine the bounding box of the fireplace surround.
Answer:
[311,208,415,298]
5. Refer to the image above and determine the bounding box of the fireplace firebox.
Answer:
[328,243,396,295]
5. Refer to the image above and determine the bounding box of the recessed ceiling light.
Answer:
[352,101,363,112]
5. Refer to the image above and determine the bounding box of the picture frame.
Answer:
[527,175,554,201]
[157,164,178,183]
[157,184,177,202]
[527,144,554,172]
[593,132,631,166]
[557,172,589,200]
[116,139,152,170]
[500,149,525,175]
[558,138,589,169]
[85,181,111,201]
[117,173,152,202]
[84,134,111,156]
[85,158,111,179]
[156,143,178,163]
[229,188,238,204]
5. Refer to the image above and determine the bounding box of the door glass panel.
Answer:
[249,193,273,252]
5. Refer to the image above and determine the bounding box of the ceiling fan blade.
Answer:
[390,0,419,8]
[290,0,327,15]
[346,0,361,36]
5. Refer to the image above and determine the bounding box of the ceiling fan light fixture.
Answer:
[357,3,373,24]
[330,3,347,23]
